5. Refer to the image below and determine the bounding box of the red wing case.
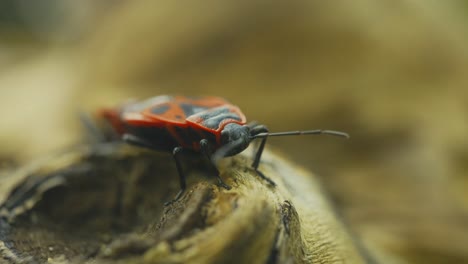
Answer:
[127,96,235,126]
[119,95,245,132]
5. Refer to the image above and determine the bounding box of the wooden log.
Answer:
[0,145,365,263]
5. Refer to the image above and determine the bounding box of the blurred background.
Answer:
[1,1,468,263]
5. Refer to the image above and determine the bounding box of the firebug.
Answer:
[98,95,348,205]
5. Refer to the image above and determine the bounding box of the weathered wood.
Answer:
[0,145,365,263]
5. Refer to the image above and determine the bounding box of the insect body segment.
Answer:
[105,96,245,151]
[99,95,348,205]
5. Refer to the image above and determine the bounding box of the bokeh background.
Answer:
[1,1,468,263]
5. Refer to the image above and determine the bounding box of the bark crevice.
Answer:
[0,146,365,263]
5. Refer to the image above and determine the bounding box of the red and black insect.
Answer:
[99,95,348,205]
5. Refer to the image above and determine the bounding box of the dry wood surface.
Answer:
[0,145,364,263]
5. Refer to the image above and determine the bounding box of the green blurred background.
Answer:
[1,1,468,263]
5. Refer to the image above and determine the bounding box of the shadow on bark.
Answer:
[0,145,365,263]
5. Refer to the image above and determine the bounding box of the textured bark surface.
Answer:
[0,145,365,263]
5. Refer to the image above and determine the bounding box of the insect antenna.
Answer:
[250,129,349,139]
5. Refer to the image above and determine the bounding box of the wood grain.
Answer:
[0,145,365,263]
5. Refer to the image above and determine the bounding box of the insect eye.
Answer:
[221,130,229,144]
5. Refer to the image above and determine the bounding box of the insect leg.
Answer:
[123,134,187,206]
[250,125,269,169]
[247,121,261,156]
[164,146,186,206]
[250,125,276,186]
[200,139,231,190]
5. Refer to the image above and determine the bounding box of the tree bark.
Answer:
[0,145,365,263]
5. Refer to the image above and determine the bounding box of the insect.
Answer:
[99,95,348,205]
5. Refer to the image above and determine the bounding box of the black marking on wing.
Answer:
[180,103,209,117]
[150,104,170,115]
